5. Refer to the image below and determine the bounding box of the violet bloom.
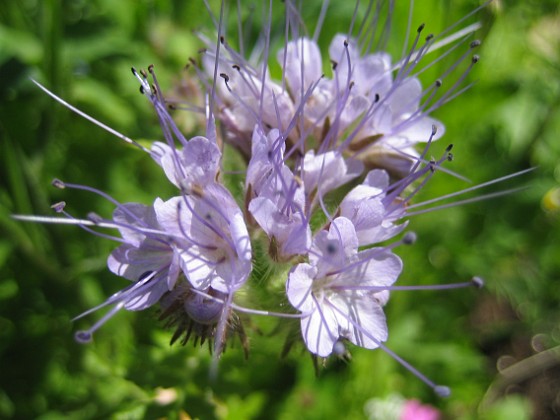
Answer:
[200,2,480,177]
[134,66,252,294]
[151,136,221,191]
[106,200,182,308]
[157,186,252,295]
[14,0,515,396]
[27,194,186,343]
[201,45,294,158]
[299,149,363,208]
[338,169,407,246]
[286,217,402,356]
[246,127,311,260]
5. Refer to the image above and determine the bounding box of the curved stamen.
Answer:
[31,79,150,153]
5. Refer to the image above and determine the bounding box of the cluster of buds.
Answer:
[15,0,527,395]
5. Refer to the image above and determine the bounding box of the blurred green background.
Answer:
[1,0,559,419]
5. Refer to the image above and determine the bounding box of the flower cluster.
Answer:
[15,1,525,395]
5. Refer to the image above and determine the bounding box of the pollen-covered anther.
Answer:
[471,276,485,289]
[52,178,66,189]
[50,201,66,213]
[472,55,480,64]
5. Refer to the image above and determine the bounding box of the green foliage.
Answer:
[1,0,559,419]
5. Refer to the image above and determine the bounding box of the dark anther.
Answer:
[417,23,425,33]
[374,93,380,103]
[139,86,145,94]
[447,152,454,162]
[470,40,481,49]
[431,124,438,136]
[403,232,417,245]
[232,64,241,71]
[75,331,92,344]
[343,39,349,47]
[131,67,137,76]
[445,144,454,152]
[220,35,225,44]
[189,57,197,66]
[148,64,154,73]
[472,55,480,64]
[331,60,338,70]
[435,79,442,87]
[198,48,207,54]
[140,69,148,78]
[425,34,434,42]
[349,81,355,90]
[429,159,436,173]
[220,73,230,83]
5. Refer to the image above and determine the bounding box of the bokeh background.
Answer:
[1,0,559,419]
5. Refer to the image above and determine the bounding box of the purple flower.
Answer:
[200,4,480,178]
[151,136,221,190]
[246,127,311,260]
[338,169,407,246]
[286,217,402,356]
[201,48,294,158]
[300,149,363,205]
[14,1,516,395]
[157,186,252,294]
[106,201,182,310]
[59,197,185,343]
